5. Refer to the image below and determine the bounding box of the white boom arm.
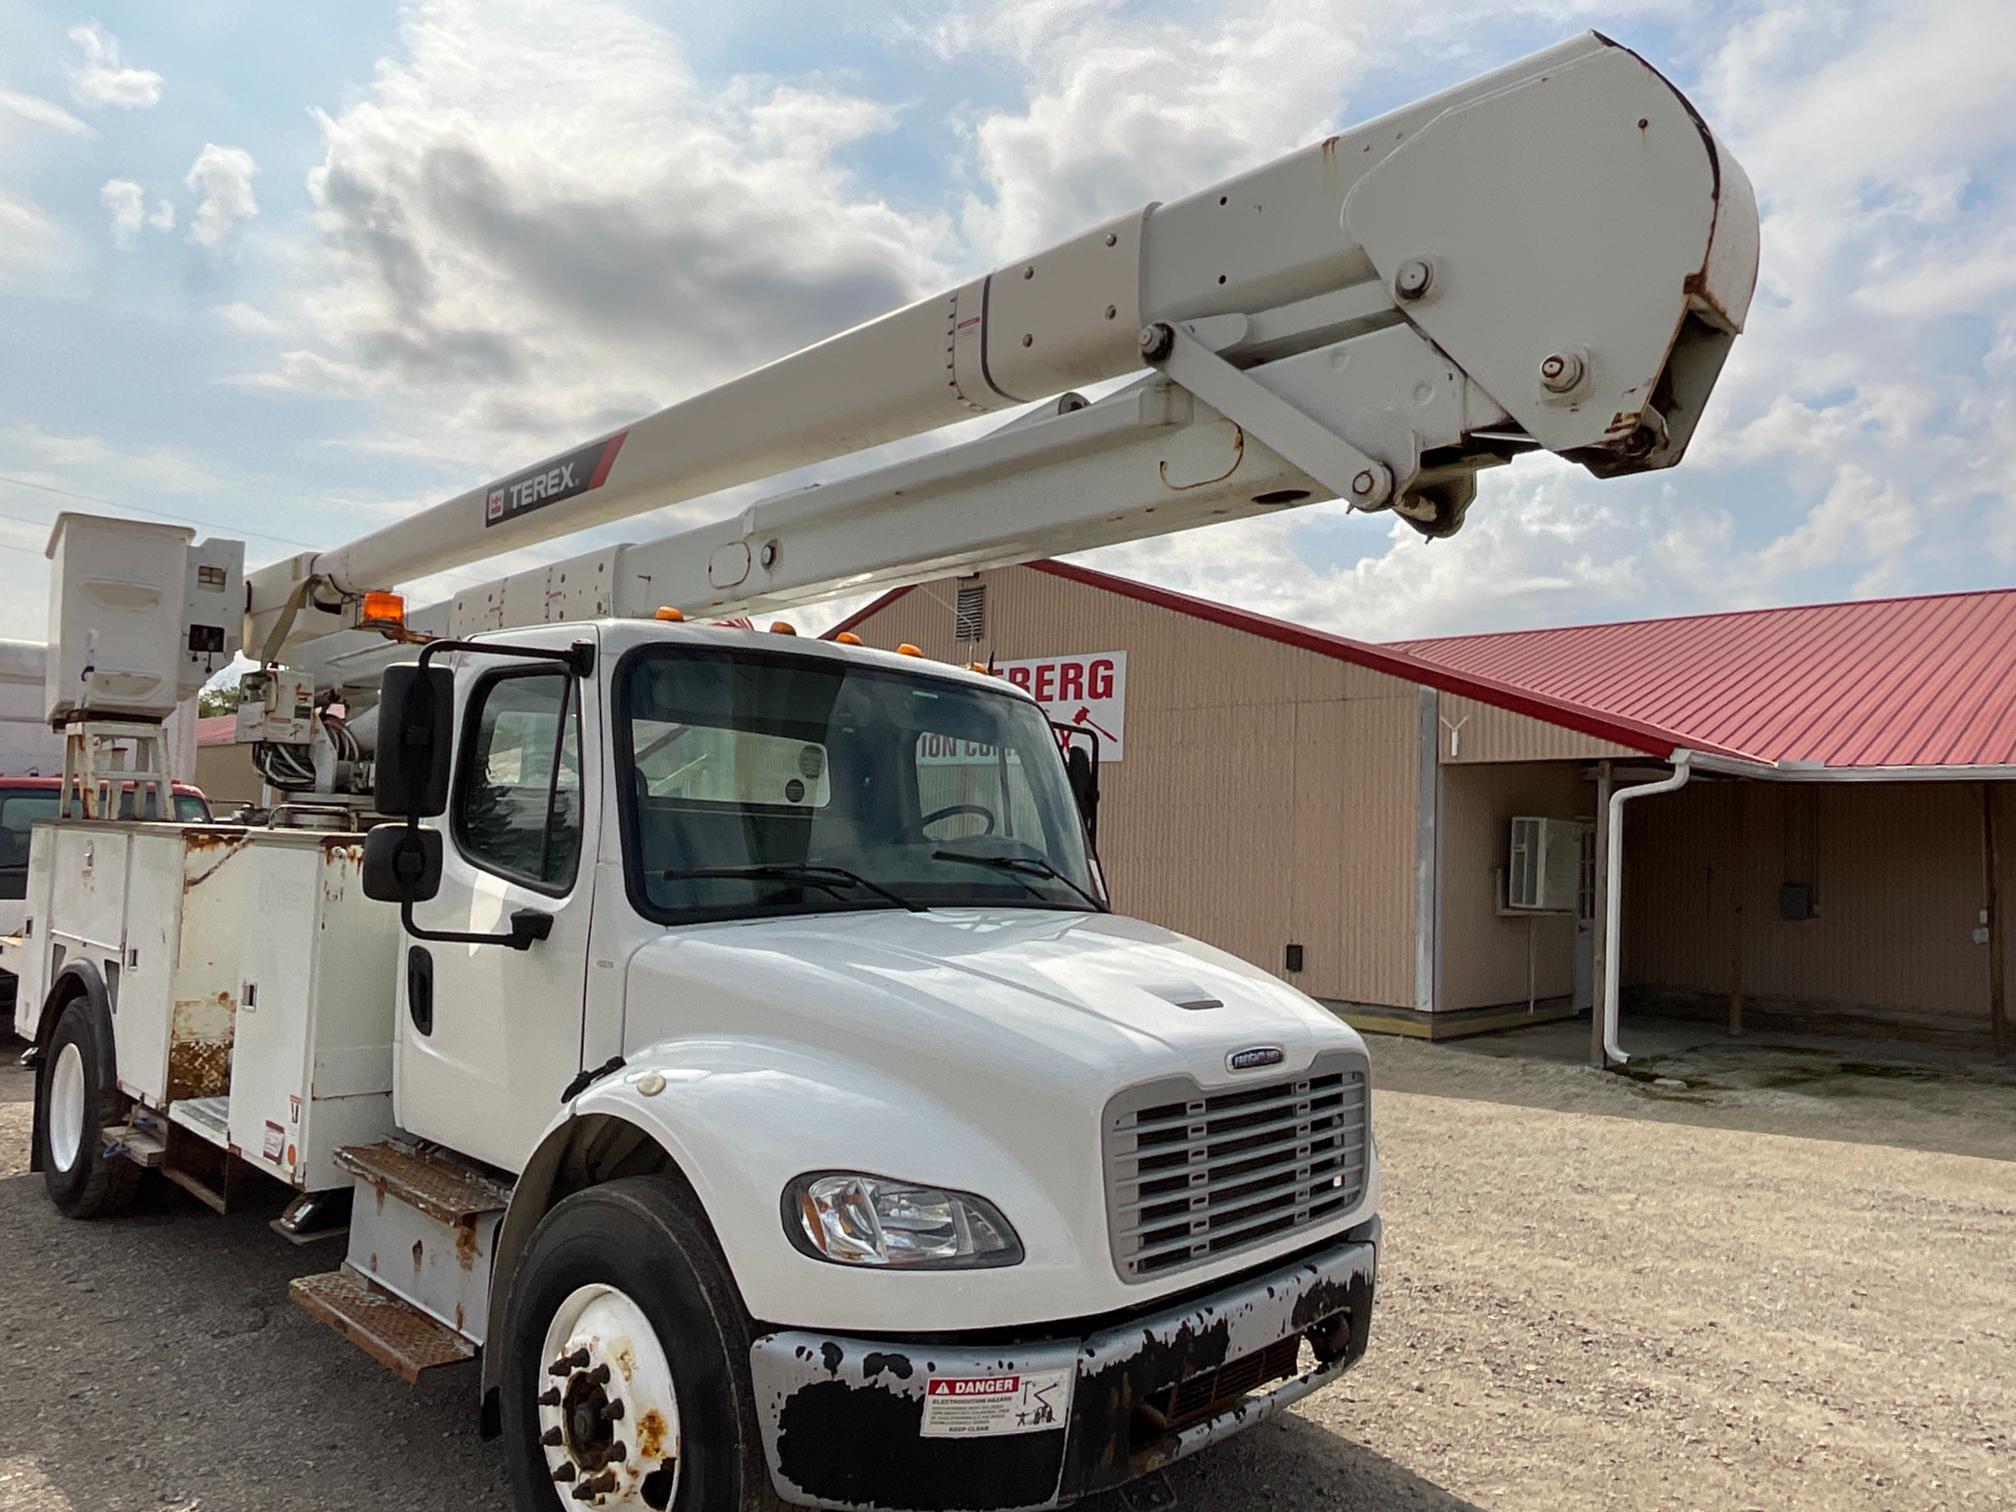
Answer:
[252,31,1756,667]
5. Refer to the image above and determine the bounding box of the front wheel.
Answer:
[500,1176,784,1512]
[36,996,141,1219]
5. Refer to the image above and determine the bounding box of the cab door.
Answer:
[395,629,598,1172]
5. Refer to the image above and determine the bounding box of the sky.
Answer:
[1,0,2012,646]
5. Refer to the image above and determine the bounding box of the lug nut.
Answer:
[1538,351,1584,393]
[552,1463,577,1483]
[602,1400,625,1421]
[539,1388,562,1407]
[550,1348,590,1376]
[1394,259,1434,300]
[542,1427,565,1447]
[589,1363,611,1386]
[608,1443,628,1463]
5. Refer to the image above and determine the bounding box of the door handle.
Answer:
[407,946,434,1036]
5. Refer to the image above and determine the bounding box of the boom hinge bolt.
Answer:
[1538,350,1585,393]
[1137,323,1175,362]
[1350,469,1378,498]
[1394,259,1434,301]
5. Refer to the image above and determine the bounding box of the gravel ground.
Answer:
[0,1039,2009,1512]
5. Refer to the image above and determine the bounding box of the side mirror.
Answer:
[374,664,455,817]
[362,823,443,903]
[1065,745,1099,845]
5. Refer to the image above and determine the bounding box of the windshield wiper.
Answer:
[930,850,1106,911]
[661,863,926,913]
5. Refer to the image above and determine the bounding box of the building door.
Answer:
[1574,824,1597,1012]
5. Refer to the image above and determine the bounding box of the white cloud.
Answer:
[66,21,164,111]
[0,189,67,292]
[184,144,259,250]
[263,0,949,471]
[100,177,144,247]
[0,85,94,138]
[212,301,284,337]
[100,179,177,247]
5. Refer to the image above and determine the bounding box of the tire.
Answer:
[500,1176,786,1512]
[36,996,141,1220]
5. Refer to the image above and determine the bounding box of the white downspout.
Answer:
[1602,751,1694,1066]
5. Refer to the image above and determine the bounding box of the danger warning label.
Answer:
[919,1368,1072,1439]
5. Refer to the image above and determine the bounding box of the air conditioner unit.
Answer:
[1507,816,1586,912]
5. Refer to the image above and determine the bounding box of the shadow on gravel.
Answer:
[1370,1015,2016,1164]
[0,1139,1470,1512]
[1091,1412,1487,1512]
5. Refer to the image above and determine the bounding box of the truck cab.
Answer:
[363,617,1379,1508]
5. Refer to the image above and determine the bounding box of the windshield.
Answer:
[619,645,1102,922]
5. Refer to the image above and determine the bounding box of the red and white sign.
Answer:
[999,651,1127,762]
[920,1369,1072,1438]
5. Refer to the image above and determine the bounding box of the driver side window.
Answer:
[454,670,582,892]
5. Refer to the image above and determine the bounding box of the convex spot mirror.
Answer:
[362,823,443,903]
[375,663,454,816]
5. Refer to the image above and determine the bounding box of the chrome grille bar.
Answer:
[1104,1050,1370,1283]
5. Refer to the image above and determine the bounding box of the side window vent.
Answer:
[954,582,986,642]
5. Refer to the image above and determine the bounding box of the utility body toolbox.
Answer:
[14,821,400,1191]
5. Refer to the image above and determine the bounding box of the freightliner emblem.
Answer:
[1226,1045,1286,1072]
[483,432,628,527]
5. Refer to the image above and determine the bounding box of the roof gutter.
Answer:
[1691,753,2016,783]
[1602,750,1695,1067]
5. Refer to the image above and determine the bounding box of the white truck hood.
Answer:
[622,906,1357,1088]
[613,906,1375,1332]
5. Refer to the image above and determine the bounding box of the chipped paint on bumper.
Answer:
[750,1223,1378,1510]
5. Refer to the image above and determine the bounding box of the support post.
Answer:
[1729,781,1746,1037]
[1590,759,1613,1069]
[1986,783,2006,1060]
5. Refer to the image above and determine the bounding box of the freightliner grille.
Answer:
[1104,1051,1369,1282]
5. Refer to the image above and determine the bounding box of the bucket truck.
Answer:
[10,34,1754,1512]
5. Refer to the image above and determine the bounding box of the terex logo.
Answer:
[482,432,627,528]
[509,462,577,509]
[1226,1045,1285,1072]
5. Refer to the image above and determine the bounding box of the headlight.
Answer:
[785,1172,1023,1269]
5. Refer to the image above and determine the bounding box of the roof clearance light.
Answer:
[654,606,686,622]
[358,591,406,631]
[834,631,864,646]
[896,643,924,658]
[770,621,798,636]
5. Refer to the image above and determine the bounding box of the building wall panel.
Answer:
[1435,761,1591,1011]
[1622,779,2005,1040]
[1436,694,1638,765]
[847,566,1421,1006]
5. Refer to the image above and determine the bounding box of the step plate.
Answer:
[291,1267,476,1384]
[335,1141,512,1225]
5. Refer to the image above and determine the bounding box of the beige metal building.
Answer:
[833,563,2014,1060]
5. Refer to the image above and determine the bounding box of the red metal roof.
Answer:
[829,562,1731,760]
[1393,588,2016,769]
[832,566,2016,771]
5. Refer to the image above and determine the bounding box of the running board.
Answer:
[291,1265,478,1383]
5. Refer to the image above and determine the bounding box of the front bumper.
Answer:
[750,1223,1378,1510]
